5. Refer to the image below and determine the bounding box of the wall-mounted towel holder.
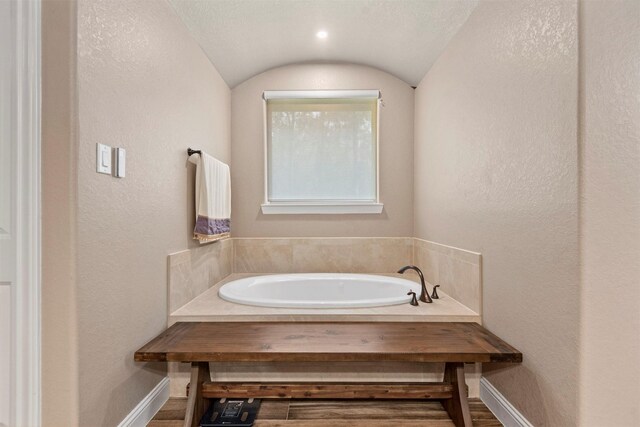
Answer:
[187,148,201,156]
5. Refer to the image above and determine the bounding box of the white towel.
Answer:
[188,152,231,243]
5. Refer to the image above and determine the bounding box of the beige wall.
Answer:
[230,63,414,237]
[42,0,79,425]
[42,0,640,425]
[579,1,640,425]
[42,0,231,425]
[413,1,579,425]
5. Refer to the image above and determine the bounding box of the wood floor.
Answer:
[148,397,502,427]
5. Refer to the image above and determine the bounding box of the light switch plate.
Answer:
[96,143,112,175]
[115,147,126,178]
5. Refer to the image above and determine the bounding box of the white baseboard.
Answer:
[118,377,170,427]
[480,378,533,427]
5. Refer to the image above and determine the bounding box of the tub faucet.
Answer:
[407,291,419,306]
[397,265,432,303]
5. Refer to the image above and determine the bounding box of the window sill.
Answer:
[261,202,384,215]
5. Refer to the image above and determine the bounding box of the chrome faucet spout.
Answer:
[397,265,432,303]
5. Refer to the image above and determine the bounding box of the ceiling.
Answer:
[168,0,478,88]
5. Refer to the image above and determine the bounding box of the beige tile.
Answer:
[456,261,481,314]
[216,238,234,279]
[168,258,193,313]
[287,237,412,273]
[234,237,412,275]
[350,238,413,273]
[169,237,480,317]
[413,239,439,284]
[413,238,481,315]
[171,273,480,322]
[436,255,481,315]
[190,255,211,297]
[291,239,354,273]
[415,237,481,265]
[234,238,293,273]
[168,238,234,314]
[168,249,190,267]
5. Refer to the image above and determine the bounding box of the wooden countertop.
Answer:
[135,321,522,364]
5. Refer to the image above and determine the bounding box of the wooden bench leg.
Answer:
[184,362,211,427]
[442,362,472,427]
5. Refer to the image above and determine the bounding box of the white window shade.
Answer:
[263,90,380,100]
[262,90,383,214]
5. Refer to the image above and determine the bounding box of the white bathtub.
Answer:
[218,273,418,308]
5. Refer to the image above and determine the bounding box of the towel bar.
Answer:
[187,148,201,156]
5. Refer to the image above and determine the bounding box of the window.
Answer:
[261,90,383,214]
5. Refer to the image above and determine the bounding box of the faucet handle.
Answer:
[431,284,440,299]
[407,290,419,306]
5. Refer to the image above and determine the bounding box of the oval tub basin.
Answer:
[218,273,417,308]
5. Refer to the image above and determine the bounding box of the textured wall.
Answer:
[42,1,80,425]
[413,1,579,425]
[231,63,414,237]
[42,0,232,425]
[579,1,640,425]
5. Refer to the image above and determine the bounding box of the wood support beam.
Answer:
[183,362,210,427]
[202,382,454,399]
[441,362,472,427]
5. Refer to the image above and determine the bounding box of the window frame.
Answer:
[261,90,383,215]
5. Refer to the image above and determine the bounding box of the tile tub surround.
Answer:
[167,237,482,315]
[413,238,482,315]
[167,238,233,313]
[233,237,413,274]
[232,238,480,314]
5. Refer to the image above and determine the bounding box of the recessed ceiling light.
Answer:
[316,30,328,39]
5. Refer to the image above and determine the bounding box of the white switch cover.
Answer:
[115,147,126,178]
[96,143,112,175]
